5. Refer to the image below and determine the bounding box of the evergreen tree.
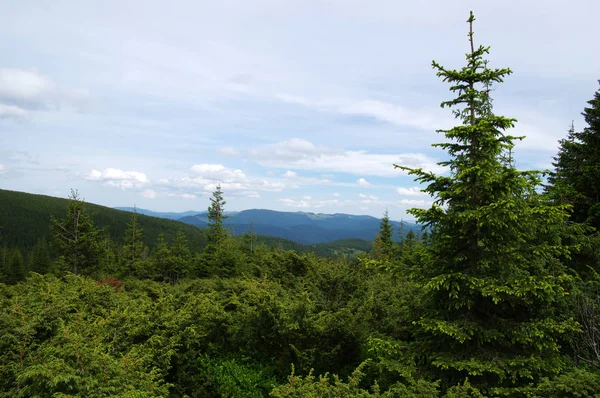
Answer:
[169,230,190,283]
[548,83,600,230]
[28,236,52,275]
[1,248,26,284]
[50,190,104,275]
[122,210,147,277]
[373,210,394,260]
[396,12,576,394]
[206,185,229,251]
[242,221,257,254]
[153,233,171,280]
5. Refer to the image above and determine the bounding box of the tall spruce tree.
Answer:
[50,190,104,275]
[123,210,147,277]
[373,210,394,259]
[206,184,228,251]
[548,82,600,231]
[396,12,576,394]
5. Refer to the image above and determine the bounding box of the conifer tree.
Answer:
[373,210,394,259]
[28,236,51,275]
[153,233,171,280]
[169,230,190,283]
[548,82,600,231]
[206,184,229,251]
[123,210,147,277]
[396,12,576,394]
[50,190,104,275]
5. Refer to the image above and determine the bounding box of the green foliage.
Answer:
[50,190,105,275]
[395,12,577,393]
[548,82,600,231]
[0,188,207,253]
[122,210,150,278]
[207,184,229,251]
[373,210,394,260]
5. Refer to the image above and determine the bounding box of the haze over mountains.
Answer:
[116,207,418,245]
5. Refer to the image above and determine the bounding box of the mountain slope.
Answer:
[0,189,207,251]
[178,209,418,245]
[0,189,371,257]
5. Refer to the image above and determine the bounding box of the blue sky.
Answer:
[1,0,599,221]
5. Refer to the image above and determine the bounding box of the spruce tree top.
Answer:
[395,12,575,393]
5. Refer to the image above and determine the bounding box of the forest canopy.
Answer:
[1,12,600,398]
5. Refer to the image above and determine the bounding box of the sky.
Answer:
[1,0,599,221]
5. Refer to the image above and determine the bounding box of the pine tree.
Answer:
[28,236,52,275]
[153,233,171,280]
[395,12,576,394]
[169,230,190,283]
[123,210,147,277]
[206,184,229,251]
[548,82,600,231]
[373,210,394,260]
[1,248,26,284]
[50,190,104,275]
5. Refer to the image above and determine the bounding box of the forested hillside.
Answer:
[1,12,600,397]
[0,189,207,251]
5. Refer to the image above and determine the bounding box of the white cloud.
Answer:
[217,147,239,156]
[190,163,246,181]
[181,193,197,199]
[140,189,157,198]
[161,164,286,197]
[0,68,91,115]
[332,192,340,197]
[359,193,378,201]
[251,138,337,162]
[357,178,371,187]
[252,139,444,177]
[84,168,149,189]
[278,95,453,131]
[283,170,297,178]
[0,69,55,101]
[397,186,428,197]
[0,104,29,119]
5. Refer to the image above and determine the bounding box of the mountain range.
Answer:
[116,207,418,245]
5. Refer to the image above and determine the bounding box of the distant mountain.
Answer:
[178,209,419,245]
[114,207,202,221]
[1,189,371,258]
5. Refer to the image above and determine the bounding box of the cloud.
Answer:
[359,193,378,201]
[140,189,157,198]
[217,147,239,156]
[190,163,246,180]
[277,95,452,131]
[160,164,286,197]
[252,139,444,177]
[167,192,198,199]
[280,169,331,187]
[0,68,91,116]
[397,186,427,197]
[0,104,29,119]
[84,168,149,189]
[0,164,4,172]
[251,138,336,162]
[332,192,340,197]
[357,178,371,187]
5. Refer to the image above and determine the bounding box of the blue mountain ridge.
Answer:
[115,207,419,245]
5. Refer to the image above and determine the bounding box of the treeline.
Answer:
[2,12,600,397]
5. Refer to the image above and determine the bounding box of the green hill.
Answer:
[0,189,207,252]
[0,189,371,257]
